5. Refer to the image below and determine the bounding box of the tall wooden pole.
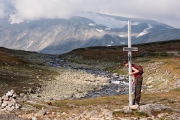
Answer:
[128,20,132,106]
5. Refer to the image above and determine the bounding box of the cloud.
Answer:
[1,0,180,28]
[0,2,5,18]
[10,0,81,20]
[88,0,180,28]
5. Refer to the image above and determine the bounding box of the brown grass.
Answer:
[0,47,57,96]
[0,52,27,66]
[49,90,180,118]
[60,40,180,62]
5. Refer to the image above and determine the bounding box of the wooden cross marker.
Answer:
[123,21,138,106]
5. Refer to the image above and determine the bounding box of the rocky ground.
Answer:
[1,63,179,120]
[0,48,180,120]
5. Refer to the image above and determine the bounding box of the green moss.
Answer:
[113,69,127,75]
[172,87,180,91]
[23,102,46,109]
[133,110,147,117]
[136,58,150,63]
[174,66,180,70]
[113,109,147,118]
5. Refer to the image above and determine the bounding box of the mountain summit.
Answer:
[0,12,180,54]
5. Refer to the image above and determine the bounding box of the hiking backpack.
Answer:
[133,64,144,75]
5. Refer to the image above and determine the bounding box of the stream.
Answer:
[48,56,146,99]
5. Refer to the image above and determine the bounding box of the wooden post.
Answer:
[123,21,138,107]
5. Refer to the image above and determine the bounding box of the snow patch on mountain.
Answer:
[120,42,125,44]
[26,41,33,51]
[107,41,114,46]
[96,29,103,32]
[132,22,139,25]
[89,23,96,26]
[78,13,127,28]
[119,35,126,38]
[105,28,111,30]
[136,24,153,38]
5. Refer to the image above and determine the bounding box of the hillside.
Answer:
[0,47,57,96]
[59,39,180,93]
[0,40,180,119]
[1,12,180,54]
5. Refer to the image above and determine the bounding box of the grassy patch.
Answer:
[113,68,127,75]
[151,110,173,117]
[51,90,180,117]
[132,110,147,117]
[172,87,180,91]
[23,102,46,109]
[148,52,171,57]
[174,66,180,70]
[159,98,176,104]
[113,110,147,118]
[53,95,128,108]
[0,52,29,66]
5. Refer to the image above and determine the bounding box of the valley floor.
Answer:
[0,46,180,119]
[1,63,179,120]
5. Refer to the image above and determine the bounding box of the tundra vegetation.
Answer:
[0,40,180,119]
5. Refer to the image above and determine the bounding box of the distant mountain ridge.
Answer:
[0,12,180,54]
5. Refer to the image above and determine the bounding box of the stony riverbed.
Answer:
[28,56,147,102]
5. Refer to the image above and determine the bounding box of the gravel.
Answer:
[30,67,111,101]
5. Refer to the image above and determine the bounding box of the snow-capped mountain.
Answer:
[0,12,180,54]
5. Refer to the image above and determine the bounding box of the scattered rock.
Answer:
[19,93,25,97]
[0,90,21,112]
[35,109,47,117]
[0,113,25,120]
[138,104,172,116]
[123,106,132,113]
[2,95,9,101]
[113,109,123,112]
[28,88,36,94]
[31,117,37,120]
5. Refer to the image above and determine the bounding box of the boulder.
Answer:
[6,91,14,97]
[123,106,132,113]
[12,93,17,98]
[2,95,9,101]
[6,106,14,111]
[1,102,8,108]
[35,109,47,117]
[11,98,16,105]
[138,104,172,116]
[0,90,21,112]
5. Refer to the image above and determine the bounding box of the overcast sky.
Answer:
[0,0,180,28]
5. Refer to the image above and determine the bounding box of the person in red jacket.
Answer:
[123,60,143,105]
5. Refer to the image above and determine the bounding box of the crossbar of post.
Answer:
[128,20,132,106]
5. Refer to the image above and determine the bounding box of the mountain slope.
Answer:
[0,13,180,54]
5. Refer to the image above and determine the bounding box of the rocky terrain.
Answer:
[0,40,180,119]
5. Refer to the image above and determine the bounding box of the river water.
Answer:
[48,56,146,99]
